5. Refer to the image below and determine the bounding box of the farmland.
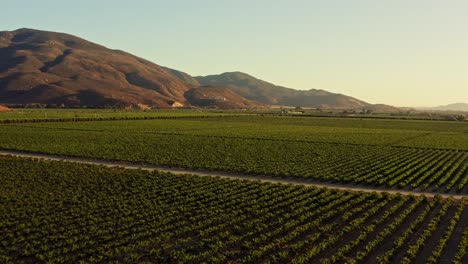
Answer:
[0,114,466,193]
[0,108,245,121]
[0,111,467,263]
[0,156,467,263]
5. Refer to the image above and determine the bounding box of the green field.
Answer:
[0,109,248,120]
[1,156,466,263]
[0,115,467,193]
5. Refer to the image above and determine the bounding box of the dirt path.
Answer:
[0,149,466,200]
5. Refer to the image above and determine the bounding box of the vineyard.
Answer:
[0,108,246,121]
[0,115,466,194]
[0,156,466,263]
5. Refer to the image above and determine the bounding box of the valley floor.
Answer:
[0,155,466,263]
[1,111,467,263]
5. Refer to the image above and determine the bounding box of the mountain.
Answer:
[0,28,192,108]
[366,104,401,112]
[161,67,200,88]
[193,72,370,109]
[423,103,468,112]
[184,86,265,109]
[1,28,375,109]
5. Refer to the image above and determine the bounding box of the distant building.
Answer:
[281,109,303,115]
[136,104,151,110]
[200,97,226,101]
[212,97,226,101]
[171,102,184,107]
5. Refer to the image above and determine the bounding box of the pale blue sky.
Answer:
[3,0,468,106]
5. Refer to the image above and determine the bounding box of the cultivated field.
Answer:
[0,110,467,263]
[0,156,466,263]
[0,114,466,194]
[0,109,246,121]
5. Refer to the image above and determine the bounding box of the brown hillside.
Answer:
[366,104,401,112]
[0,105,10,112]
[194,72,370,109]
[162,67,200,88]
[184,86,265,109]
[0,28,189,107]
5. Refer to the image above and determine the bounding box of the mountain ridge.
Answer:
[0,28,190,108]
[416,103,468,112]
[2,28,389,110]
[192,71,370,109]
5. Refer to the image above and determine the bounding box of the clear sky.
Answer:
[2,0,468,106]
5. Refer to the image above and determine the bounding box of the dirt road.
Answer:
[0,149,466,200]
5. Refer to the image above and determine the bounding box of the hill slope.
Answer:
[194,72,370,109]
[161,67,200,88]
[430,103,468,112]
[184,86,265,109]
[1,28,376,109]
[0,105,10,112]
[0,28,190,107]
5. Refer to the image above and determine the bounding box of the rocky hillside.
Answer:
[194,72,370,109]
[0,28,190,108]
[1,28,378,110]
[0,105,10,112]
[184,86,265,109]
[161,67,200,88]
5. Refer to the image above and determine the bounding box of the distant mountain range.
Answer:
[162,68,372,109]
[416,103,468,112]
[194,72,370,109]
[1,28,392,109]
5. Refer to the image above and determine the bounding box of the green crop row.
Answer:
[0,117,467,193]
[0,156,466,263]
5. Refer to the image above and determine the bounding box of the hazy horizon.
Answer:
[2,0,468,107]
